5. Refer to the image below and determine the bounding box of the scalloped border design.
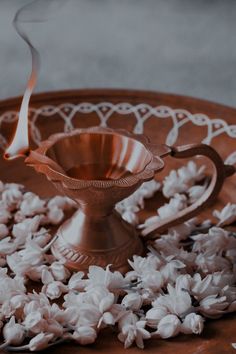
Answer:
[1,101,236,164]
[26,127,165,190]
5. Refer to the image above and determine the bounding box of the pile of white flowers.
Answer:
[0,161,236,351]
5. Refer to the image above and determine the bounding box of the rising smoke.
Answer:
[5,0,68,159]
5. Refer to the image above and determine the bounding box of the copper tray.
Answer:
[0,89,236,354]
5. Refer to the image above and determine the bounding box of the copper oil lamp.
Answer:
[24,126,235,273]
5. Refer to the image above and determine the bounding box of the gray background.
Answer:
[0,0,235,107]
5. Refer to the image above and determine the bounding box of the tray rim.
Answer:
[0,88,236,114]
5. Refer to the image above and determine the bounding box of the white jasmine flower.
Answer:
[0,224,8,239]
[86,265,125,291]
[97,311,116,328]
[139,215,160,230]
[12,215,42,244]
[23,311,47,334]
[154,283,192,317]
[44,319,64,337]
[0,237,18,255]
[63,292,81,310]
[23,263,48,281]
[47,207,64,225]
[168,218,197,242]
[65,286,115,328]
[127,254,162,277]
[212,271,235,288]
[181,313,204,334]
[177,249,196,271]
[43,281,67,300]
[108,304,127,323]
[162,170,188,198]
[47,196,76,210]
[192,227,229,255]
[118,313,150,349]
[2,316,25,346]
[2,187,22,209]
[139,288,157,305]
[191,273,219,300]
[19,240,46,266]
[50,305,75,326]
[68,286,115,328]
[160,258,186,283]
[86,286,115,313]
[75,304,101,328]
[162,161,205,198]
[4,183,23,191]
[220,285,236,303]
[68,272,85,291]
[59,306,82,327]
[26,292,51,309]
[121,210,139,226]
[28,333,55,351]
[1,301,13,318]
[72,326,97,345]
[153,237,179,255]
[138,179,161,199]
[199,295,229,318]
[25,215,42,233]
[23,300,43,315]
[50,262,70,282]
[20,192,46,216]
[146,306,168,328]
[158,194,187,219]
[7,252,29,277]
[155,314,181,338]
[32,229,51,248]
[174,274,193,294]
[10,294,28,310]
[188,185,206,203]
[121,293,143,311]
[41,268,54,284]
[141,270,164,292]
[153,239,196,269]
[178,161,205,184]
[195,253,231,273]
[213,203,236,227]
[116,180,160,213]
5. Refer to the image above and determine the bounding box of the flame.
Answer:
[4,0,67,160]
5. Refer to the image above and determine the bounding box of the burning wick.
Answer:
[4,82,37,160]
[4,0,67,160]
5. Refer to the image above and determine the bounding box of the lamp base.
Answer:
[51,209,144,273]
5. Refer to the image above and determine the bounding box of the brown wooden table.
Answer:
[0,89,236,354]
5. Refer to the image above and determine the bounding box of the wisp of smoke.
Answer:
[5,0,67,160]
